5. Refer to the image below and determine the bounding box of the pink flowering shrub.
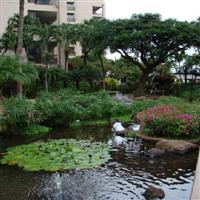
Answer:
[138,105,200,137]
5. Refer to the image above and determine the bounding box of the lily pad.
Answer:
[1,139,110,172]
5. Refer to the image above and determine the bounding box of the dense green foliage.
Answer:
[2,90,129,131]
[2,13,200,96]
[1,139,110,171]
[0,56,38,97]
[34,90,129,126]
[2,96,34,130]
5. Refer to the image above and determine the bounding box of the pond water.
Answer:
[0,126,198,200]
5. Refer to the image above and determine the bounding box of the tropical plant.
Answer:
[57,23,78,71]
[2,96,34,131]
[0,56,38,97]
[34,24,57,91]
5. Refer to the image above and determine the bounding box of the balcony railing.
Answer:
[67,13,75,22]
[67,17,76,22]
[67,5,75,11]
[28,0,57,6]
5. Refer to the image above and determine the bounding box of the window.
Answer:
[67,13,75,22]
[93,6,103,16]
[28,10,35,18]
[67,2,75,11]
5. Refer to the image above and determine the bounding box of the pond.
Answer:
[0,126,198,200]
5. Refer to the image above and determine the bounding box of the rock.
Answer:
[143,186,165,199]
[145,148,165,158]
[155,139,198,154]
[129,123,140,131]
[112,122,125,132]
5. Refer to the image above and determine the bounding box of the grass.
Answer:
[127,130,136,138]
[113,114,132,122]
[69,119,109,128]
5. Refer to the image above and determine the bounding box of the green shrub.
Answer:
[34,90,129,127]
[2,97,34,132]
[131,99,157,117]
[105,77,120,91]
[22,125,51,136]
[176,85,200,101]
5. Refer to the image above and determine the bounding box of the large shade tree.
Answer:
[109,14,198,95]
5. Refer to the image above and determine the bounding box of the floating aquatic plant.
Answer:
[1,139,110,172]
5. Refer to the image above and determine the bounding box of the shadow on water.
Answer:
[0,126,198,200]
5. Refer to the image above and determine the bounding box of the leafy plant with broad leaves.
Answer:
[1,139,111,171]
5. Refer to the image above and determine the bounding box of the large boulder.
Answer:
[155,139,198,154]
[145,148,165,158]
[143,186,165,199]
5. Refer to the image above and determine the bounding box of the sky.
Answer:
[105,0,200,59]
[105,0,200,21]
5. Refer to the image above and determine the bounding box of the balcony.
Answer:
[28,10,57,25]
[67,2,75,11]
[67,13,75,22]
[27,0,57,13]
[28,0,57,5]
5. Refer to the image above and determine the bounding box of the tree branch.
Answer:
[116,49,146,71]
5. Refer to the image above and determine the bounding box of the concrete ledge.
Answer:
[190,150,200,200]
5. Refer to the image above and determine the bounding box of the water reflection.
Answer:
[0,127,198,200]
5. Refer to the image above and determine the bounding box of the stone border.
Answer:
[136,133,200,145]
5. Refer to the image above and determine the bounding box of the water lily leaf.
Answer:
[0,139,110,172]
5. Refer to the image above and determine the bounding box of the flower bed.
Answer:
[136,105,200,137]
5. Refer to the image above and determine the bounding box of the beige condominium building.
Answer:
[0,0,105,67]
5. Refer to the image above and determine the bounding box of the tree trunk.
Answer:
[134,69,152,96]
[83,53,87,69]
[15,0,25,97]
[75,80,80,90]
[184,68,187,86]
[45,62,49,92]
[99,54,106,90]
[0,88,3,100]
[65,51,69,72]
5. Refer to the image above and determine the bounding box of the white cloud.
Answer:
[105,0,200,21]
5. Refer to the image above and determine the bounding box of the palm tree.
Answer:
[15,0,25,96]
[76,21,96,69]
[0,14,40,59]
[35,24,57,91]
[0,56,38,98]
[57,23,77,72]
